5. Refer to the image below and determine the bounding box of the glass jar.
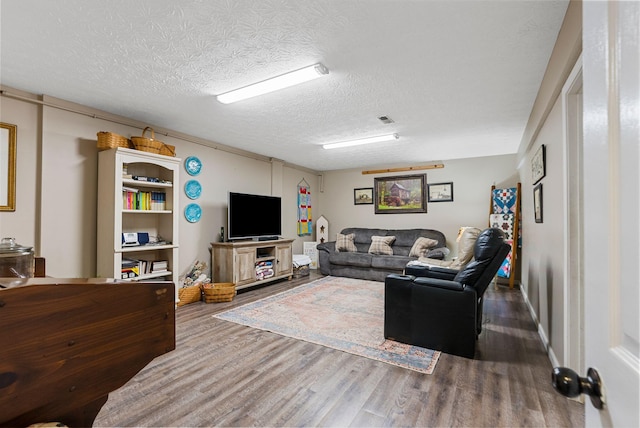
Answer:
[0,237,35,278]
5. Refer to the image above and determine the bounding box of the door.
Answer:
[235,248,256,285]
[582,1,639,426]
[276,243,292,276]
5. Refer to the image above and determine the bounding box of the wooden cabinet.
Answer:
[275,243,292,276]
[97,148,180,290]
[211,239,294,290]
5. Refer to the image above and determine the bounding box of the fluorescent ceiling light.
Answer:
[216,63,329,104]
[322,133,399,150]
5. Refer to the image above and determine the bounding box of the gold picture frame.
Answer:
[0,123,17,211]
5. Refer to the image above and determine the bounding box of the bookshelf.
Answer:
[97,148,180,292]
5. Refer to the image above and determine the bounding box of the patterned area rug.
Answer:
[213,276,440,374]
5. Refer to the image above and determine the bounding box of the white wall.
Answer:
[514,0,581,367]
[317,155,518,256]
[0,92,320,278]
[0,95,40,248]
[518,96,567,362]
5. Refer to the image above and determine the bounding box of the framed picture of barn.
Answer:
[374,174,427,214]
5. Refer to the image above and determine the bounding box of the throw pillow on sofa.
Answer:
[336,232,357,252]
[368,235,396,255]
[409,236,439,257]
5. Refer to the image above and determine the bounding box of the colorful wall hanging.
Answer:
[489,183,521,288]
[297,179,312,236]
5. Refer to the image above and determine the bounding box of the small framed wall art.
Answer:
[531,144,546,184]
[427,182,454,202]
[354,187,373,205]
[533,183,543,223]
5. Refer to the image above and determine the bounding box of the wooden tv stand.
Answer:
[211,238,294,290]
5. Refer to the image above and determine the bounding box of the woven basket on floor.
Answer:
[202,282,236,303]
[97,131,131,150]
[177,285,202,307]
[131,127,164,154]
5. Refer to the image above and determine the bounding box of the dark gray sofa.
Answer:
[316,227,447,282]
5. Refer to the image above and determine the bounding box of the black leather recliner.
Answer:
[384,228,511,359]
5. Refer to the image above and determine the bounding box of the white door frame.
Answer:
[562,56,583,382]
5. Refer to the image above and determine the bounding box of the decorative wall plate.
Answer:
[184,156,202,176]
[184,179,202,199]
[184,203,202,223]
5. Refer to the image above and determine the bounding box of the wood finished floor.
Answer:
[94,272,584,427]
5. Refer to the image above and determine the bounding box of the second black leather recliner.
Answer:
[384,228,511,359]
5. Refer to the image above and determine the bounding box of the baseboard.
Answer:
[519,283,559,367]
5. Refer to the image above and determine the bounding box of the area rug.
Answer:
[213,276,440,374]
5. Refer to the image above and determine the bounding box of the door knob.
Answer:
[551,366,604,409]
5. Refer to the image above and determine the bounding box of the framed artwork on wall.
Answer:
[374,174,426,214]
[533,183,543,223]
[0,122,17,212]
[427,182,454,202]
[353,187,373,205]
[531,144,546,184]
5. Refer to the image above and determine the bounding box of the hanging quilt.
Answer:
[497,239,514,278]
[492,188,517,214]
[490,213,515,278]
[492,187,522,247]
[490,213,515,240]
[297,182,312,236]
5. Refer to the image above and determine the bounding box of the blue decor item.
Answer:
[184,156,202,176]
[184,203,202,223]
[184,180,202,200]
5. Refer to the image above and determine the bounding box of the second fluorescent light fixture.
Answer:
[323,133,399,150]
[216,63,329,104]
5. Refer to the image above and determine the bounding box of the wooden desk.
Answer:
[0,278,175,427]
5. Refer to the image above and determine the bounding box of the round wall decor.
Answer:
[184,156,202,176]
[184,180,202,199]
[184,203,202,223]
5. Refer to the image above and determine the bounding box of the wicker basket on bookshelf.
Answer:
[177,285,202,307]
[131,127,165,154]
[160,143,176,157]
[202,282,236,303]
[97,131,131,150]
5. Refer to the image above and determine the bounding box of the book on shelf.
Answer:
[121,258,138,268]
[132,175,160,183]
[121,258,140,279]
[121,257,169,277]
[122,190,166,210]
[151,260,168,273]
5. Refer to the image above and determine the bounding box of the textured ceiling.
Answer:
[0,0,568,171]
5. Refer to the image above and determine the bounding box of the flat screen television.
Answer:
[227,192,282,241]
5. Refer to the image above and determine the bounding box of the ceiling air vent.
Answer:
[378,115,394,124]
